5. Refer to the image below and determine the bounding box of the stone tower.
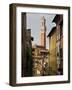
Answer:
[40,16,46,48]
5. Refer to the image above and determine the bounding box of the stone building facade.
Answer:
[47,27,57,75]
[21,13,33,77]
[47,15,63,75]
[53,15,63,75]
[32,45,49,76]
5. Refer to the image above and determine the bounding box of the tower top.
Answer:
[40,16,46,32]
[41,16,44,19]
[41,16,46,22]
[40,16,46,48]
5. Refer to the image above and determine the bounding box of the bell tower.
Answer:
[40,16,46,48]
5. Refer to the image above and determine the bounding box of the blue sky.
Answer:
[27,13,56,48]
